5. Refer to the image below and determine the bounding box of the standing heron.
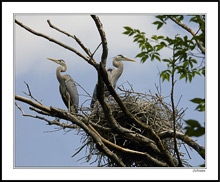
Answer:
[90,55,136,108]
[47,58,79,113]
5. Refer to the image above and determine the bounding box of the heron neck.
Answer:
[56,65,67,83]
[113,59,123,80]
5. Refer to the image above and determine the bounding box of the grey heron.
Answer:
[47,58,79,113]
[90,55,136,108]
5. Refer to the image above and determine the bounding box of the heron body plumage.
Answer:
[47,58,79,113]
[59,75,79,113]
[90,55,135,108]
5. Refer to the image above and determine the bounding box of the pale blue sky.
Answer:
[15,14,205,167]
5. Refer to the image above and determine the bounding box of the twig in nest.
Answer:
[72,142,89,158]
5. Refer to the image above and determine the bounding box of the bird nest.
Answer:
[78,87,187,167]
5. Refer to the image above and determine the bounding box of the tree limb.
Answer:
[171,43,183,167]
[158,130,205,159]
[15,95,51,113]
[99,62,176,167]
[89,125,169,167]
[15,19,97,68]
[15,94,125,167]
[91,15,108,67]
[47,19,98,66]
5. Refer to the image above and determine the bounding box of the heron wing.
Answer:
[107,67,116,88]
[59,75,79,113]
[90,84,98,108]
[90,68,116,108]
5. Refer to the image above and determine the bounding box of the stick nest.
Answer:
[80,88,187,167]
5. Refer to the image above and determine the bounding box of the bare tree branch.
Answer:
[15,95,125,167]
[89,125,169,167]
[158,130,205,159]
[91,15,108,67]
[22,81,43,105]
[15,19,97,68]
[15,95,51,113]
[171,42,183,167]
[47,19,98,66]
[99,62,176,167]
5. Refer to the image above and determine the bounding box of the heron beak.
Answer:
[47,58,57,62]
[47,58,59,64]
[124,58,136,62]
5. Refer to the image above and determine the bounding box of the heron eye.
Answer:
[107,68,113,72]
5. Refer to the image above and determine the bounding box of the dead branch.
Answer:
[15,95,125,167]
[91,15,108,68]
[15,19,97,68]
[47,19,96,62]
[99,62,176,167]
[89,125,169,167]
[158,130,205,159]
[15,95,51,113]
[22,81,43,105]
[50,106,125,166]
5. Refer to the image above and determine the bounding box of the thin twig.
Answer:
[22,81,43,105]
[15,19,97,68]
[47,19,96,61]
[72,142,89,158]
[171,42,183,167]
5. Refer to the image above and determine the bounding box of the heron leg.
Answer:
[66,92,71,124]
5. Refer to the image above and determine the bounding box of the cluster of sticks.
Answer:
[15,15,205,167]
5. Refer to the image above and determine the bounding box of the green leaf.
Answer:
[153,21,163,30]
[183,61,188,68]
[151,35,158,41]
[154,55,161,61]
[184,119,205,137]
[188,73,192,82]
[140,55,149,63]
[190,98,205,104]
[157,36,164,39]
[166,73,170,82]
[191,59,197,64]
[162,59,171,63]
[179,73,186,80]
[185,119,200,127]
[160,41,167,47]
[123,26,133,31]
[194,70,201,76]
[136,52,146,58]
[195,104,205,112]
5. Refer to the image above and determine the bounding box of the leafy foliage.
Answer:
[184,97,205,138]
[190,98,205,112]
[123,15,205,83]
[123,15,205,141]
[184,119,205,137]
